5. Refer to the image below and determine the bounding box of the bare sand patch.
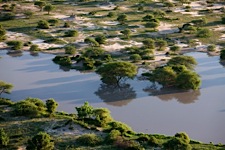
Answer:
[101,21,119,26]
[156,22,179,34]
[96,2,116,10]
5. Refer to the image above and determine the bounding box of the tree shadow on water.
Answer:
[143,84,201,104]
[95,83,136,107]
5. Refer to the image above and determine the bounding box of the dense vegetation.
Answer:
[0,98,224,150]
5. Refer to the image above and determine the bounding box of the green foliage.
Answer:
[34,1,46,11]
[76,133,103,146]
[24,11,34,19]
[220,49,225,60]
[44,4,54,15]
[63,22,70,28]
[197,28,212,38]
[207,44,216,52]
[52,56,72,66]
[65,45,76,56]
[48,19,59,26]
[84,37,99,47]
[75,102,93,119]
[107,121,133,133]
[170,45,181,52]
[0,25,6,41]
[130,54,142,62]
[0,80,13,96]
[82,57,96,70]
[121,29,131,39]
[29,44,40,51]
[145,22,159,29]
[65,30,79,37]
[93,108,113,127]
[0,98,14,106]
[156,39,167,51]
[95,34,106,45]
[148,136,160,147]
[96,61,137,85]
[106,130,121,143]
[0,128,9,147]
[82,47,104,59]
[12,98,46,117]
[167,56,197,70]
[143,38,155,49]
[142,14,154,22]
[113,136,143,150]
[6,40,23,50]
[26,132,54,150]
[163,137,192,150]
[191,18,206,27]
[0,12,15,21]
[46,98,58,115]
[175,132,190,144]
[37,20,49,29]
[117,14,127,24]
[176,70,201,90]
[107,12,116,18]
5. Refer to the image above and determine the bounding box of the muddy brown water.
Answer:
[0,50,224,144]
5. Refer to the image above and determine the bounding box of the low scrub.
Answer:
[76,133,103,146]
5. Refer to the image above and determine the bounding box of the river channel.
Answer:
[0,50,224,144]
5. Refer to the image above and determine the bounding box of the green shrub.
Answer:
[63,22,70,28]
[46,98,58,115]
[6,40,23,50]
[24,11,33,19]
[220,49,225,60]
[108,121,133,134]
[207,44,216,52]
[37,20,49,29]
[114,136,143,150]
[0,98,14,106]
[197,28,211,38]
[26,132,54,150]
[170,45,181,52]
[0,12,15,21]
[0,128,9,147]
[76,133,103,146]
[163,137,192,150]
[48,19,59,26]
[106,130,121,143]
[130,54,142,62]
[52,56,72,66]
[148,136,160,147]
[107,12,116,17]
[95,34,106,45]
[65,45,76,56]
[65,30,79,37]
[29,44,40,51]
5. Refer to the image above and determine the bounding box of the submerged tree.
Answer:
[96,61,137,85]
[0,81,13,96]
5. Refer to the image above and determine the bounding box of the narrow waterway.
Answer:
[0,50,224,144]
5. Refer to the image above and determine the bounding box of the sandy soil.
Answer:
[101,21,119,26]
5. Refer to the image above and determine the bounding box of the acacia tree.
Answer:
[75,102,93,119]
[142,38,155,49]
[167,56,197,70]
[120,29,131,39]
[34,1,46,11]
[0,81,13,96]
[26,132,54,150]
[96,61,137,85]
[44,4,54,15]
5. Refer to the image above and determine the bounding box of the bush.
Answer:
[65,30,79,37]
[76,133,103,146]
[6,40,23,50]
[197,28,211,38]
[0,12,15,21]
[95,34,106,45]
[37,20,49,29]
[108,121,133,134]
[0,98,14,106]
[170,45,181,52]
[207,44,216,52]
[163,137,192,150]
[106,130,121,143]
[220,49,225,60]
[26,132,54,150]
[130,54,142,62]
[52,56,72,66]
[65,45,76,56]
[24,11,33,19]
[29,44,40,51]
[114,136,143,150]
[0,128,9,147]
[46,98,58,115]
[148,136,160,147]
[107,12,116,17]
[63,22,70,28]
[48,19,59,26]
[175,132,190,144]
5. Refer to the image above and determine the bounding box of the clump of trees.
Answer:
[145,56,201,90]
[6,40,23,50]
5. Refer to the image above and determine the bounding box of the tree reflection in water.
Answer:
[7,50,23,57]
[95,83,136,106]
[30,52,39,57]
[143,84,200,104]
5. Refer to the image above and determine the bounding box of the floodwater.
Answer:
[0,50,224,144]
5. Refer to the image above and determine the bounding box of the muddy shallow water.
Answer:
[0,50,224,144]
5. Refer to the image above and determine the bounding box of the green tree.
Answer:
[6,40,23,50]
[143,38,155,49]
[117,14,127,24]
[0,25,6,41]
[176,70,201,90]
[207,44,216,52]
[145,22,159,30]
[167,56,197,70]
[165,2,175,10]
[96,61,137,85]
[142,14,154,22]
[24,11,34,19]
[75,102,93,119]
[93,108,113,127]
[46,98,58,115]
[30,44,40,51]
[65,45,76,56]
[130,54,142,62]
[82,47,104,58]
[220,49,225,59]
[0,128,9,147]
[44,4,54,15]
[26,132,54,150]
[84,37,99,47]
[34,1,46,11]
[48,19,59,26]
[65,30,79,37]
[120,29,131,39]
[76,133,102,146]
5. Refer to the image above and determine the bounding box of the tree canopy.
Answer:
[96,61,137,85]
[0,81,13,96]
[167,56,197,70]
